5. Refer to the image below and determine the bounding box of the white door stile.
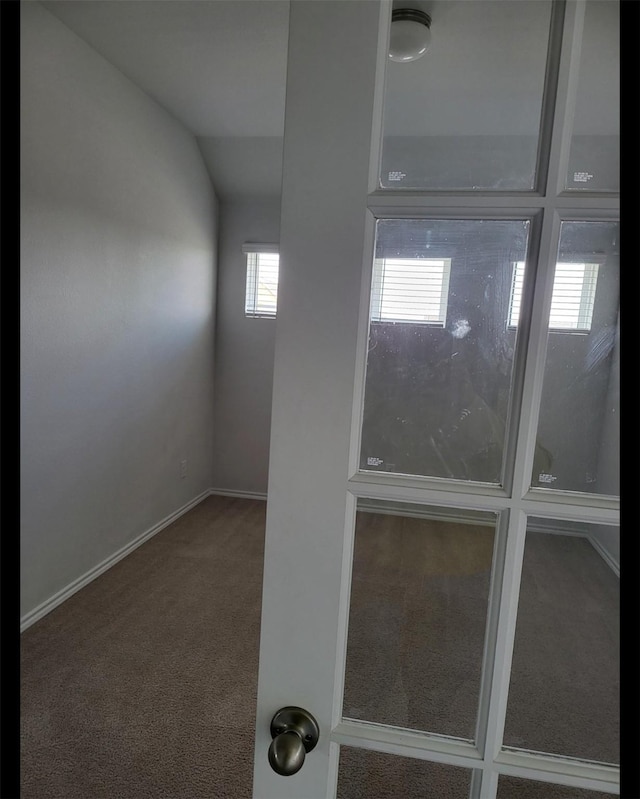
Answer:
[252,3,388,797]
[328,0,394,791]
[478,509,528,799]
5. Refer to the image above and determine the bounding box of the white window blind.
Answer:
[509,261,599,331]
[243,245,279,317]
[370,257,451,324]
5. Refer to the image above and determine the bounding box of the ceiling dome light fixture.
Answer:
[389,8,432,62]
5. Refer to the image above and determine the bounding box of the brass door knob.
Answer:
[267,706,320,776]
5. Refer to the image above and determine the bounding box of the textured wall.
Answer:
[20,1,218,618]
[211,197,280,495]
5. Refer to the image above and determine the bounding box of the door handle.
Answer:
[268,706,320,776]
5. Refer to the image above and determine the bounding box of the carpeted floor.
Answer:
[21,496,264,799]
[20,495,619,798]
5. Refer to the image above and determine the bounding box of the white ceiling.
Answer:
[39,0,619,199]
[41,0,290,197]
[41,0,290,137]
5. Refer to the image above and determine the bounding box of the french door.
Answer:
[252,2,620,797]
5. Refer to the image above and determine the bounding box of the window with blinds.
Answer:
[370,258,451,324]
[243,245,279,317]
[509,261,599,331]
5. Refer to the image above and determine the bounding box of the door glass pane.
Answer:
[379,0,552,190]
[359,218,531,483]
[343,500,496,739]
[503,520,619,764]
[497,775,615,799]
[337,747,473,799]
[565,1,619,192]
[531,221,619,494]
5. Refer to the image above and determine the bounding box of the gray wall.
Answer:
[211,198,280,495]
[20,1,218,618]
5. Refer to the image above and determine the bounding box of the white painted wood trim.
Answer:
[252,3,388,795]
[348,475,619,526]
[473,513,511,766]
[366,193,619,212]
[332,722,619,794]
[481,510,528,769]
[356,499,495,526]
[495,748,619,794]
[241,243,279,254]
[209,488,268,502]
[546,1,586,198]
[356,498,600,536]
[20,490,211,633]
[332,720,481,768]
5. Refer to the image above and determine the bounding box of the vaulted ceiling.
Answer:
[41,0,290,198]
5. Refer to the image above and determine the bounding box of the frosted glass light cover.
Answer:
[389,19,432,62]
[380,1,553,189]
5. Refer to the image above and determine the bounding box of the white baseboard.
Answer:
[587,534,620,577]
[20,490,211,633]
[209,488,267,501]
[22,487,616,634]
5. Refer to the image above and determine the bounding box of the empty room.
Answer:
[19,1,624,797]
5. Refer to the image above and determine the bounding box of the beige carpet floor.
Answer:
[20,495,619,798]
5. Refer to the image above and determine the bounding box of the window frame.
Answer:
[508,259,600,333]
[369,256,452,326]
[242,243,279,318]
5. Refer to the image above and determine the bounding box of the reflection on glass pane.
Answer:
[380,1,552,189]
[503,521,619,764]
[566,1,619,192]
[343,500,496,739]
[532,222,619,494]
[359,218,535,483]
[337,747,473,799]
[498,775,615,799]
